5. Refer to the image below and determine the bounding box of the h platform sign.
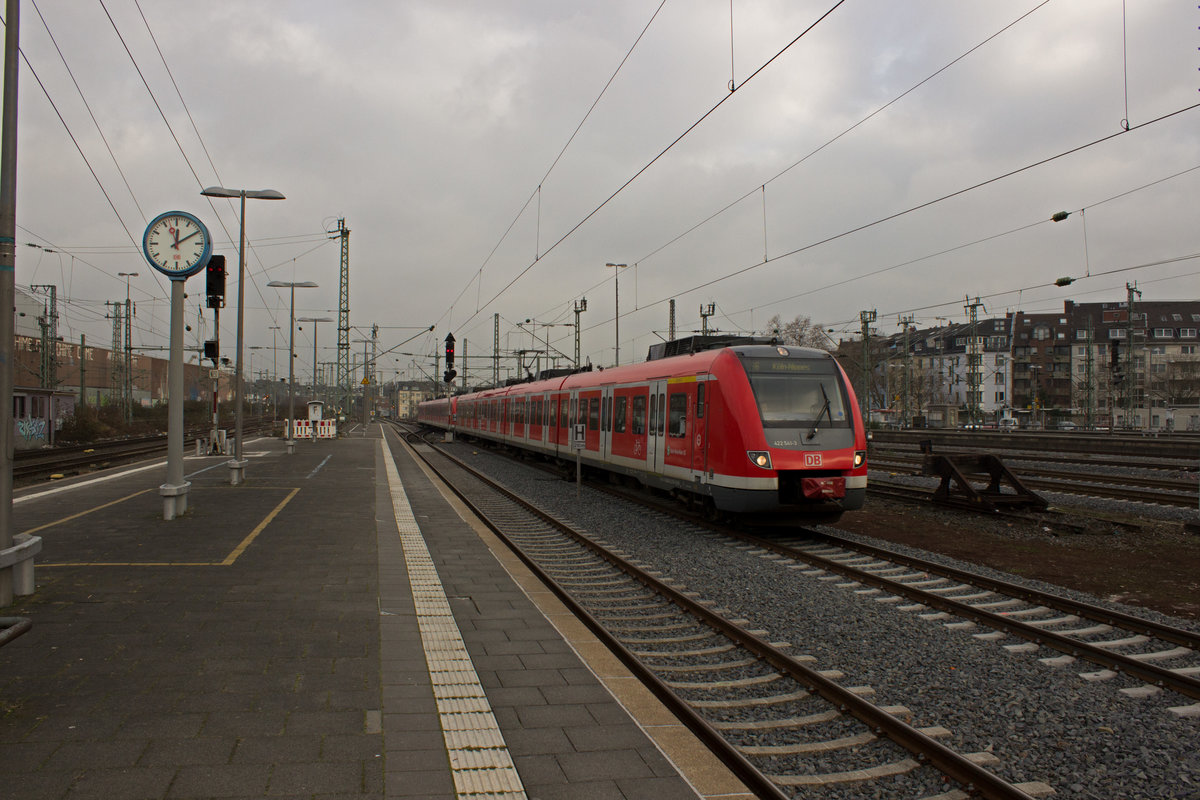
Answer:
[572,423,586,451]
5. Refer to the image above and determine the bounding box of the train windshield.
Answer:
[742,358,849,428]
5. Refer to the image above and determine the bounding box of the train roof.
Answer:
[444,339,838,401]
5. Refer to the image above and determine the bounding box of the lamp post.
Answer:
[201,186,285,484]
[117,271,138,423]
[298,317,331,406]
[268,280,317,453]
[269,325,280,421]
[605,262,627,366]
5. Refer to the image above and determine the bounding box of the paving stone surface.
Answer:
[1,428,702,799]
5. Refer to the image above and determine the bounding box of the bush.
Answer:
[57,405,115,444]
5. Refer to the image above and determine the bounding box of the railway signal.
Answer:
[443,332,457,383]
[206,255,226,308]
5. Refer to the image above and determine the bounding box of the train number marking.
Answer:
[804,452,822,467]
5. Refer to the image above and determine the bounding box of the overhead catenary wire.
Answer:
[614,101,1200,335]
[29,0,145,222]
[628,1,1053,272]
[526,0,1053,332]
[444,0,671,322]
[726,160,1200,324]
[825,250,1200,333]
[449,0,848,335]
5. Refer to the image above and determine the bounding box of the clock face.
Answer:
[143,211,212,278]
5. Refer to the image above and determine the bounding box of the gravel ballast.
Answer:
[442,441,1200,800]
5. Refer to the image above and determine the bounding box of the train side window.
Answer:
[631,395,646,435]
[667,393,687,438]
[658,392,666,435]
[614,396,627,433]
[603,396,612,431]
[649,394,657,435]
[697,383,705,419]
[589,398,600,430]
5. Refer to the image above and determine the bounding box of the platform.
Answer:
[0,424,750,799]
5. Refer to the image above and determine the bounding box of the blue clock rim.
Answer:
[143,210,212,280]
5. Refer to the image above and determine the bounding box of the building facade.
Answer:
[861,297,1200,430]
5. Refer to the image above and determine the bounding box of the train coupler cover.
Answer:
[801,477,846,500]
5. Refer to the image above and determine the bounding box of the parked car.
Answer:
[998,418,1018,431]
[1055,421,1078,431]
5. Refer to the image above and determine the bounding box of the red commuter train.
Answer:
[417,336,868,518]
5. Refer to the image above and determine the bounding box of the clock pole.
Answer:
[143,210,210,519]
[159,277,190,520]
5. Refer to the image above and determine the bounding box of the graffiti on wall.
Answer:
[16,417,48,444]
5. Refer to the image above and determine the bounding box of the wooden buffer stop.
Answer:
[919,441,1048,513]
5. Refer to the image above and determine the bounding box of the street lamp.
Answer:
[605,262,627,366]
[269,325,280,421]
[117,271,137,424]
[298,317,332,405]
[268,280,318,453]
[201,185,285,484]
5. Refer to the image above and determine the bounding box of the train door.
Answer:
[694,375,709,475]
[664,380,692,474]
[600,385,613,458]
[648,379,667,473]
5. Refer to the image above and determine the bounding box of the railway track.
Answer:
[869,453,1200,509]
[388,422,1052,799]
[549,451,1200,707]
[13,421,275,484]
[731,528,1200,708]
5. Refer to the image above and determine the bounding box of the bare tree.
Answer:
[765,314,829,350]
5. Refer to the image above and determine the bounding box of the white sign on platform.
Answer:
[572,423,586,451]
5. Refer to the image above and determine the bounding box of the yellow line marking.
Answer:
[40,561,215,567]
[220,487,300,565]
[34,487,301,568]
[21,488,155,535]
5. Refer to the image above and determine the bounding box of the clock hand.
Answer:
[176,229,201,245]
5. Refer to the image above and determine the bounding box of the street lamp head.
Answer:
[202,186,286,201]
[268,280,319,288]
[118,271,139,278]
[605,262,627,268]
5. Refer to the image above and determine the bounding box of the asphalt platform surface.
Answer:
[0,425,732,800]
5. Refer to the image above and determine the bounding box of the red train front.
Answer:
[417,337,867,518]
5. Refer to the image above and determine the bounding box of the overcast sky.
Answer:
[5,0,1199,384]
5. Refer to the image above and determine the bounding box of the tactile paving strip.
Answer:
[382,440,528,799]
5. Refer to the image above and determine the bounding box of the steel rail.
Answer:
[737,531,1200,700]
[392,425,1038,800]
[793,529,1200,649]
[870,458,1197,507]
[390,429,788,800]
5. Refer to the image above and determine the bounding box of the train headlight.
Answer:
[748,451,772,469]
[853,450,867,468]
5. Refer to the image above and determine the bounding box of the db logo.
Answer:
[804,453,822,467]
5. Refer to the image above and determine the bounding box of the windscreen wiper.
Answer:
[806,384,832,441]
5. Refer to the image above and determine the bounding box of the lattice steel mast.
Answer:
[334,219,351,420]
